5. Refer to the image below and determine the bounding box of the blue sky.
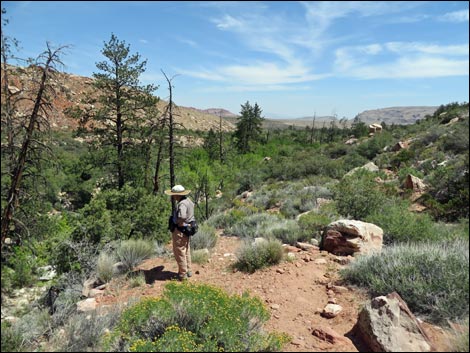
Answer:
[2,1,469,119]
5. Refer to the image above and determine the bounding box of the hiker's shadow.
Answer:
[136,265,178,284]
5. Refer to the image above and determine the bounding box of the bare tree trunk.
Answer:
[161,70,176,212]
[219,114,223,163]
[152,118,166,194]
[310,113,316,144]
[205,169,209,219]
[152,137,164,194]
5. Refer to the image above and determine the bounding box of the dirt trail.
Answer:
[96,234,451,352]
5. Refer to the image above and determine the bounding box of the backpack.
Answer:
[181,220,198,236]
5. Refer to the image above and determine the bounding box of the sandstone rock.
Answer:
[312,326,351,345]
[321,304,343,318]
[355,292,433,352]
[76,298,97,312]
[322,220,383,256]
[403,174,427,192]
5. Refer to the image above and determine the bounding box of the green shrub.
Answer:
[390,148,416,169]
[1,321,26,352]
[72,198,113,244]
[97,251,116,283]
[0,308,51,352]
[397,166,424,182]
[227,213,282,238]
[233,239,284,273]
[356,132,392,160]
[424,152,469,221]
[341,239,469,324]
[366,198,438,244]
[190,224,218,251]
[263,219,307,245]
[433,219,469,240]
[128,272,146,288]
[333,170,387,220]
[52,306,123,352]
[298,211,336,241]
[341,151,369,171]
[72,185,171,245]
[191,249,210,264]
[104,282,289,352]
[449,318,469,352]
[440,119,469,154]
[7,246,37,288]
[116,239,155,272]
[206,206,258,229]
[52,239,98,276]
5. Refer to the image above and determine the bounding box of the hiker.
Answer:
[165,185,195,281]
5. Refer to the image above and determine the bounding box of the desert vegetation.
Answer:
[1,13,468,351]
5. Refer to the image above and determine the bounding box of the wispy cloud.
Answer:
[335,42,469,79]
[201,84,312,93]
[439,9,469,23]
[384,42,469,56]
[298,1,424,49]
[176,37,198,48]
[211,13,298,62]
[179,61,328,87]
[139,39,148,44]
[184,2,468,87]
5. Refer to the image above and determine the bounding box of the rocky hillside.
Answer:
[355,106,439,125]
[3,65,235,133]
[200,108,238,119]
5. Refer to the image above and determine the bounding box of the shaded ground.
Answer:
[96,233,452,352]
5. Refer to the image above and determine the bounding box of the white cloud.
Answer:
[179,61,328,87]
[213,15,244,30]
[139,39,148,44]
[176,38,198,48]
[359,57,468,79]
[300,1,423,45]
[384,42,469,56]
[335,42,469,79]
[203,84,312,93]
[189,3,468,87]
[439,10,469,23]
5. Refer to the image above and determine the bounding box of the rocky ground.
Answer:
[95,232,453,352]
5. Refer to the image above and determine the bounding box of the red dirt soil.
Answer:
[96,233,454,352]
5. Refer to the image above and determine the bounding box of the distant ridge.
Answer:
[355,106,439,125]
[259,106,440,130]
[201,108,238,118]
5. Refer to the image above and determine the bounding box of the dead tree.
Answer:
[309,112,316,144]
[219,113,224,163]
[161,70,181,213]
[152,108,168,194]
[1,43,67,248]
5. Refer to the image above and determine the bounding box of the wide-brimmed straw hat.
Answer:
[164,184,191,196]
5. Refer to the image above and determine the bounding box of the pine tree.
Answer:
[234,101,264,153]
[204,128,219,160]
[91,33,158,189]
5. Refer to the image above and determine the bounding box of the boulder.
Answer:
[345,162,379,177]
[403,174,427,192]
[321,220,383,256]
[355,292,433,352]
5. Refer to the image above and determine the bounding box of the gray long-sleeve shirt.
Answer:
[173,197,195,227]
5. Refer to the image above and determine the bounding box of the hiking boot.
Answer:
[187,271,192,278]
[178,274,188,281]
